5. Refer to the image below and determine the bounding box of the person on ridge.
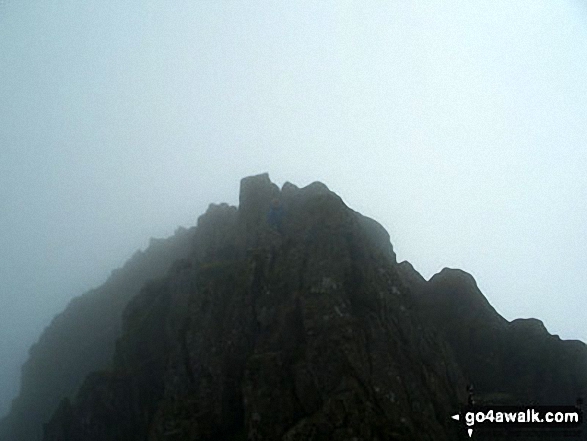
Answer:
[267,198,285,233]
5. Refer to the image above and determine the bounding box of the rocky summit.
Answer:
[5,173,587,440]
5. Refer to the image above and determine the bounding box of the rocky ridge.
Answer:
[43,174,469,440]
[5,173,586,440]
[400,262,587,408]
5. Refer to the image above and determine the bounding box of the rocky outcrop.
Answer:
[399,263,587,409]
[13,172,586,440]
[0,227,196,441]
[43,174,468,440]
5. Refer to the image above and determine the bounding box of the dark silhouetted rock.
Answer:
[43,174,468,440]
[13,174,587,441]
[0,227,196,441]
[404,265,587,409]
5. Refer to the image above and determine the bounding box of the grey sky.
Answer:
[1,0,586,417]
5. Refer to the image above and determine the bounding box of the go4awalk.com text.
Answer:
[452,405,582,438]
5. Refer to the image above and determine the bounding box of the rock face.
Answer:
[0,227,195,441]
[399,263,587,409]
[43,174,468,440]
[14,173,587,440]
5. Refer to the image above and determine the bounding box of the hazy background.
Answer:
[1,0,586,418]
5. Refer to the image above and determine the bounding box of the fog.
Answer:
[1,0,586,418]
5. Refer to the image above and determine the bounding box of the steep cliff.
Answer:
[0,227,195,441]
[43,174,468,440]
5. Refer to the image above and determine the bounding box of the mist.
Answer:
[1,0,586,418]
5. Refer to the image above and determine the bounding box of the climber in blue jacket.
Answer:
[267,198,285,233]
